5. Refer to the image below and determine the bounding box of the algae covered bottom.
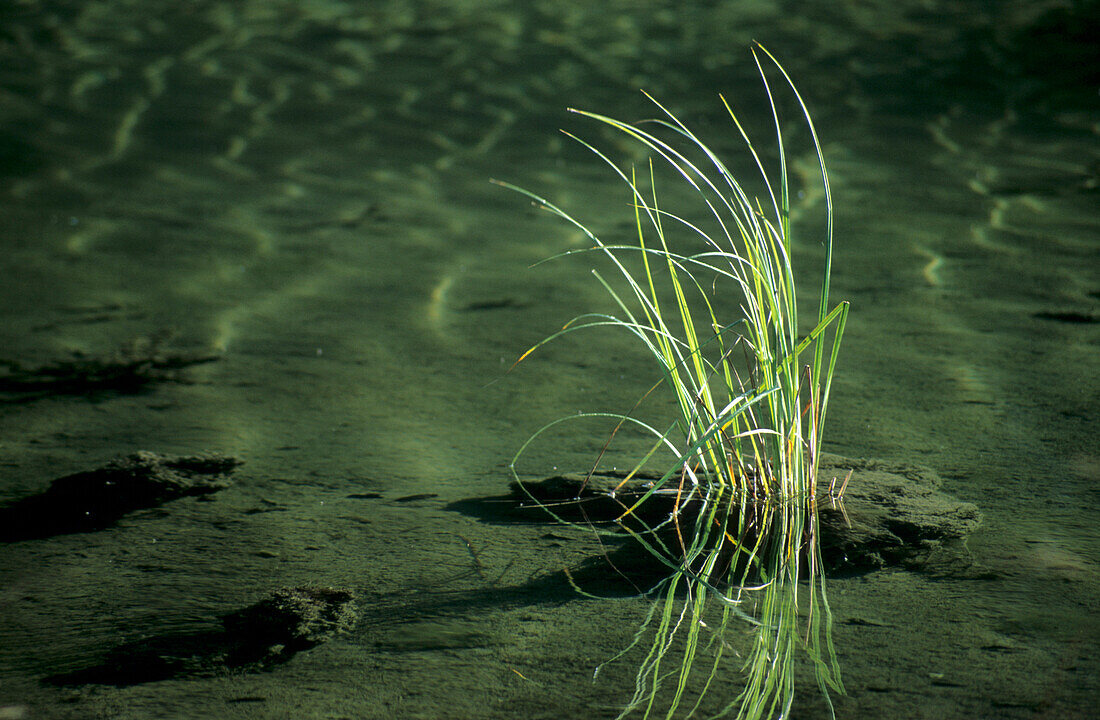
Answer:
[0,1,1097,719]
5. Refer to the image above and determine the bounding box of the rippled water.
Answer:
[1,2,1097,718]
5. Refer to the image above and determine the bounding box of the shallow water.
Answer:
[1,1,1097,718]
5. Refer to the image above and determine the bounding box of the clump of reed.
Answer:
[497,44,849,719]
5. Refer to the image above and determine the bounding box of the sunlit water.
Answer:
[1,2,1096,718]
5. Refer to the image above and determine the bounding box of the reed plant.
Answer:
[498,44,849,719]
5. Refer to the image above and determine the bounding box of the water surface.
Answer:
[1,2,1097,718]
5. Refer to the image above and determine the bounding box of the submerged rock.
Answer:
[814,454,982,574]
[45,585,358,687]
[0,451,240,541]
[222,585,360,655]
[0,334,219,401]
[513,453,982,576]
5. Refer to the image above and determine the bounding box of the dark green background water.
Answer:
[1,1,1097,718]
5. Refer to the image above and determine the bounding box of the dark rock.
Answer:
[0,451,240,541]
[222,585,359,652]
[45,585,358,687]
[814,454,982,574]
[0,334,220,401]
[393,493,439,503]
[513,453,982,577]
